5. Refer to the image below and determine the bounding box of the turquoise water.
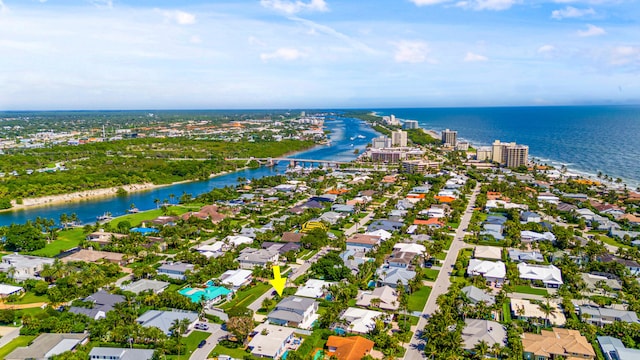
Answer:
[334,328,346,336]
[376,106,640,188]
[282,350,289,360]
[313,350,324,360]
[179,285,231,303]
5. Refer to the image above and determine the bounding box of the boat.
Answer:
[127,208,140,214]
[356,134,366,139]
[97,212,113,221]
[349,136,356,141]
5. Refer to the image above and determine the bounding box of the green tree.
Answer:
[4,222,46,252]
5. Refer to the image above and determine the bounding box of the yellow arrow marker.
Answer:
[269,265,286,296]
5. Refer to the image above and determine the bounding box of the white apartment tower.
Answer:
[391,130,408,147]
[492,140,529,168]
[441,129,458,147]
[372,136,392,149]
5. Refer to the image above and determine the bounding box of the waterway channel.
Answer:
[0,116,378,226]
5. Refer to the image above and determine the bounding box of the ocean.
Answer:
[374,106,640,189]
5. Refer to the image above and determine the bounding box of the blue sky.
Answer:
[0,0,638,109]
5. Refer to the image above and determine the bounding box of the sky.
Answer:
[0,0,639,110]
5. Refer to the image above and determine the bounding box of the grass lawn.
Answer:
[0,335,37,359]
[29,227,85,257]
[447,222,460,229]
[435,253,446,260]
[597,235,632,249]
[422,268,439,281]
[165,331,210,360]
[15,307,47,319]
[502,302,512,323]
[295,329,331,358]
[329,229,343,238]
[210,344,253,359]
[108,206,190,227]
[407,286,432,312]
[220,282,271,310]
[301,250,319,261]
[513,285,548,296]
[8,292,48,305]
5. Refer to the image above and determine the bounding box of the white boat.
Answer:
[349,136,356,141]
[97,212,113,221]
[356,134,366,139]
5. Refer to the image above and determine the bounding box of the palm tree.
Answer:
[473,340,489,360]
[169,193,175,204]
[154,198,160,209]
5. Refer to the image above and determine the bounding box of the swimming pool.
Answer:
[179,285,231,303]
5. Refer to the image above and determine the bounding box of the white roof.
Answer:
[520,231,556,242]
[474,246,503,260]
[517,263,563,285]
[218,269,253,288]
[295,279,333,299]
[393,243,426,254]
[196,242,223,253]
[0,284,23,295]
[248,323,294,358]
[365,229,392,241]
[225,235,253,246]
[467,259,506,279]
[340,307,385,334]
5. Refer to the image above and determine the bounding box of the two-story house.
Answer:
[267,296,319,329]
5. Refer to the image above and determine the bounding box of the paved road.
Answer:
[403,184,480,360]
[189,323,229,360]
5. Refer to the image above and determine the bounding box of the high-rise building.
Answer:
[491,140,529,167]
[371,149,405,163]
[403,120,419,130]
[441,129,458,147]
[372,136,392,149]
[456,141,469,151]
[504,144,529,168]
[476,147,492,161]
[391,130,407,147]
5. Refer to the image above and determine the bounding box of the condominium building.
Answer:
[391,130,407,147]
[371,149,405,163]
[371,136,392,149]
[491,140,529,168]
[441,129,457,147]
[402,120,419,129]
[401,160,439,173]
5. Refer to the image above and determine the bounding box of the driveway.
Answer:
[189,323,229,360]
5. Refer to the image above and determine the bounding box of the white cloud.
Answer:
[464,52,488,62]
[551,6,595,20]
[260,47,307,61]
[537,44,556,53]
[456,0,516,11]
[289,16,377,55]
[610,46,640,65]
[393,40,435,64]
[90,0,113,9]
[409,0,452,6]
[161,10,196,25]
[260,0,328,15]
[577,24,605,37]
[0,0,8,14]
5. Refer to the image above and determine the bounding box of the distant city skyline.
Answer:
[0,0,638,110]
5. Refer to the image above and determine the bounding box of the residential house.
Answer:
[218,269,253,289]
[598,336,640,360]
[356,286,399,311]
[511,298,566,326]
[517,263,563,288]
[247,323,295,359]
[121,279,169,295]
[366,220,403,233]
[522,328,595,360]
[461,285,495,306]
[520,231,556,243]
[579,306,640,326]
[537,192,560,204]
[62,249,129,266]
[474,246,503,261]
[580,273,622,295]
[325,336,375,360]
[0,254,55,281]
[598,254,640,276]
[281,232,304,243]
[340,249,369,276]
[376,266,416,289]
[520,211,542,223]
[332,204,355,213]
[460,319,507,354]
[413,218,445,229]
[194,242,225,258]
[157,262,195,280]
[346,234,381,252]
[295,279,333,299]
[89,348,155,360]
[262,242,301,255]
[338,307,386,334]
[610,229,640,240]
[136,310,199,335]
[393,243,426,255]
[481,215,507,241]
[69,290,126,320]
[224,235,254,247]
[236,248,279,269]
[319,211,344,225]
[386,250,419,269]
[86,230,127,247]
[0,284,24,298]
[366,229,392,241]
[508,249,545,263]
[267,296,319,329]
[5,333,89,360]
[467,259,506,286]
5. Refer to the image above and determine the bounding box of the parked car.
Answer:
[195,323,209,330]
[198,340,207,348]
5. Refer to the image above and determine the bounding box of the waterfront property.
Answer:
[0,254,54,281]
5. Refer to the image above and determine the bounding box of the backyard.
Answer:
[407,286,432,312]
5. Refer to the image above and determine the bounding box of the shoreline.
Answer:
[2,169,243,213]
